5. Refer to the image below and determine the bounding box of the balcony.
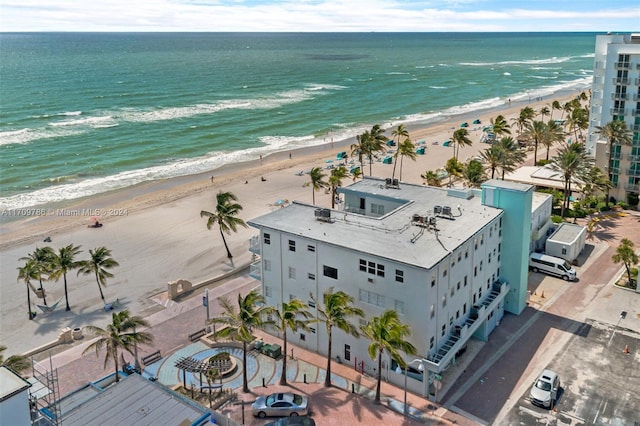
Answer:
[249,260,262,281]
[424,281,509,371]
[626,169,640,177]
[612,93,629,100]
[610,108,626,115]
[248,234,261,255]
[615,62,631,69]
[613,78,630,85]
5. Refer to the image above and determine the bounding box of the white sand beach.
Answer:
[0,91,585,354]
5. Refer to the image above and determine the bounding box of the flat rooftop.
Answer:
[249,178,503,270]
[548,222,585,243]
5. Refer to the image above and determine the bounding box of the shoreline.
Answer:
[0,87,587,250]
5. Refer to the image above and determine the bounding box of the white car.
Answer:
[530,369,560,408]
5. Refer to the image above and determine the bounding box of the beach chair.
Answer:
[36,298,63,314]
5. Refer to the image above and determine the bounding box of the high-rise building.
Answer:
[587,33,640,205]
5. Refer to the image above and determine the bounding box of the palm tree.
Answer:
[490,115,511,139]
[581,166,612,199]
[550,100,562,121]
[304,167,328,205]
[201,191,248,260]
[390,125,410,180]
[549,142,594,217]
[351,167,362,182]
[461,159,487,188]
[543,119,565,160]
[77,247,119,302]
[595,120,633,205]
[275,298,313,385]
[350,133,368,174]
[451,128,472,160]
[612,238,639,286]
[564,107,589,142]
[17,259,38,319]
[50,244,82,311]
[560,101,573,120]
[522,120,547,165]
[82,310,153,382]
[495,137,526,179]
[20,246,55,306]
[397,138,417,181]
[511,106,536,135]
[210,290,275,393]
[480,144,504,179]
[328,166,348,209]
[366,124,387,176]
[420,170,441,187]
[539,106,551,121]
[445,157,463,187]
[0,345,30,373]
[361,310,416,404]
[311,287,364,387]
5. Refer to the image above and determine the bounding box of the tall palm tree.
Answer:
[420,170,442,187]
[550,100,562,121]
[445,157,463,187]
[490,115,511,139]
[210,290,275,393]
[350,133,368,174]
[397,138,417,181]
[543,119,565,160]
[564,107,589,142]
[311,287,364,387]
[50,244,82,311]
[20,246,55,306]
[304,167,328,205]
[581,166,612,199]
[17,259,38,319]
[522,120,547,165]
[83,310,152,383]
[496,137,526,179]
[612,238,639,286]
[201,191,248,260]
[595,120,633,205]
[511,106,536,135]
[77,247,120,302]
[549,142,594,217]
[0,345,30,373]
[480,144,504,179]
[451,128,472,160]
[390,125,410,180]
[328,166,349,209]
[361,310,416,404]
[539,106,550,121]
[275,298,313,385]
[366,124,387,176]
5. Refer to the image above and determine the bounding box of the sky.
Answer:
[0,0,638,32]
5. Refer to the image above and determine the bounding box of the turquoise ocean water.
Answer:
[0,32,596,210]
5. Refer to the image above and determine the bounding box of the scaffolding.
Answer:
[29,354,61,426]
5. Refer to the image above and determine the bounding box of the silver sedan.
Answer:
[251,392,309,418]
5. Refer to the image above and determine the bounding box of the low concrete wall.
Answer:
[167,261,251,301]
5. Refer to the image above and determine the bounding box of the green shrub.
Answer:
[551,215,564,224]
[536,159,550,166]
[597,202,609,212]
[616,201,628,209]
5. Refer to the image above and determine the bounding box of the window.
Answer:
[451,257,455,267]
[480,261,483,271]
[359,289,385,307]
[474,266,477,277]
[430,336,435,349]
[395,300,405,314]
[371,203,384,215]
[300,333,306,341]
[309,327,316,334]
[464,275,468,286]
[487,279,490,289]
[323,265,338,279]
[474,239,478,250]
[450,287,454,297]
[289,240,296,252]
[465,249,469,259]
[430,304,435,318]
[479,288,483,298]
[442,295,447,307]
[264,233,271,245]
[449,317,454,326]
[480,234,484,245]
[359,198,365,210]
[458,253,462,262]
[361,259,384,277]
[456,310,460,319]
[288,267,296,279]
[307,245,315,252]
[345,344,351,361]
[561,248,567,255]
[441,324,446,336]
[359,259,367,272]
[264,259,272,271]
[308,300,316,308]
[308,273,315,280]
[463,303,467,314]
[488,253,491,263]
[457,281,461,290]
[395,269,404,283]
[431,278,436,287]
[265,286,272,297]
[443,269,448,277]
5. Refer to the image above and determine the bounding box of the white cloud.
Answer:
[0,0,637,32]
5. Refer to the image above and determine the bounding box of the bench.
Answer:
[189,328,207,342]
[141,350,162,366]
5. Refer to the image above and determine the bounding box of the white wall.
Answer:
[0,389,31,426]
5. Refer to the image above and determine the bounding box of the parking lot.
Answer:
[503,319,640,425]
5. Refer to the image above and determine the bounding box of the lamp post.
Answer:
[398,359,425,415]
[203,289,210,326]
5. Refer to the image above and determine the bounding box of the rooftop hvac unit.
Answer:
[443,206,452,216]
[385,178,392,185]
[392,179,399,186]
[315,208,331,221]
[434,205,442,215]
[429,216,437,226]
[412,214,422,223]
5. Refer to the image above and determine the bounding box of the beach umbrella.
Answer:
[274,199,287,206]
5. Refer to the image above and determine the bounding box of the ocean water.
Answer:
[0,32,596,211]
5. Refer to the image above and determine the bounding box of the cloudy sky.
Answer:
[1,0,637,32]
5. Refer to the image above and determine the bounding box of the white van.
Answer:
[529,253,577,281]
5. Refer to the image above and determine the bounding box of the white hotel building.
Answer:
[587,33,640,204]
[248,178,534,398]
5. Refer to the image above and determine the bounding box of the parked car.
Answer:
[530,369,560,408]
[264,416,316,426]
[251,392,309,418]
